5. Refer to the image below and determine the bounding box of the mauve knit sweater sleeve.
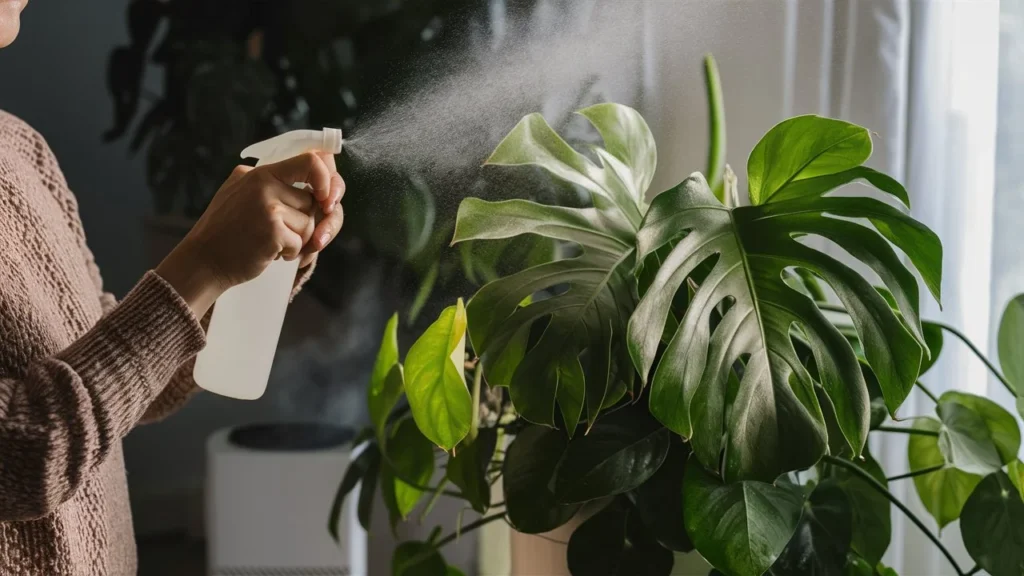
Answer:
[0,128,209,521]
[32,130,316,427]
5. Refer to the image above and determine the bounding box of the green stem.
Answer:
[876,425,938,437]
[966,565,982,576]
[916,381,940,404]
[887,464,944,482]
[469,360,483,443]
[435,512,507,549]
[420,479,448,522]
[933,321,1016,396]
[823,456,966,576]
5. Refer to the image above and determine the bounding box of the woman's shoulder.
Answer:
[0,109,68,189]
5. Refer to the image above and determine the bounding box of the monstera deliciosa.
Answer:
[452,103,652,431]
[329,55,1024,576]
[629,116,941,482]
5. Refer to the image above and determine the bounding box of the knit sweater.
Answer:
[0,110,313,575]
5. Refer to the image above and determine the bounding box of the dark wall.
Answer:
[0,0,148,297]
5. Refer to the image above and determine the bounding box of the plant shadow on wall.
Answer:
[331,54,1024,576]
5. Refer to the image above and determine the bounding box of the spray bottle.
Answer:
[193,128,343,400]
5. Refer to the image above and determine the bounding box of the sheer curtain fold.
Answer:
[788,1,1001,573]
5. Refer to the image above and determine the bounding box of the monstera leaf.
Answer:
[629,116,941,482]
[452,103,652,428]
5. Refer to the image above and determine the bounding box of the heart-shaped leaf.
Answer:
[554,405,671,503]
[747,115,872,206]
[632,443,694,552]
[771,482,853,575]
[384,419,435,524]
[446,428,497,513]
[683,458,803,576]
[908,417,982,528]
[960,471,1024,576]
[935,391,1020,475]
[566,500,674,576]
[503,425,580,534]
[630,159,938,481]
[405,299,471,450]
[454,105,650,429]
[369,314,404,443]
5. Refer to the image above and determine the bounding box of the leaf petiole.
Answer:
[875,425,938,437]
[886,463,944,482]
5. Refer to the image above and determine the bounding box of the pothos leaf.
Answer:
[630,117,940,482]
[998,294,1024,416]
[405,300,471,450]
[384,419,435,525]
[369,313,403,443]
[392,540,446,576]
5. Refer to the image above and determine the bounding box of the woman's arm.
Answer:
[0,271,204,521]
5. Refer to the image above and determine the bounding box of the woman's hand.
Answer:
[156,151,345,317]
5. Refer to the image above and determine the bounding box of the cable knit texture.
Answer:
[0,110,313,575]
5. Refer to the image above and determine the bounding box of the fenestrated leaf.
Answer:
[393,540,447,576]
[329,445,375,543]
[405,300,471,450]
[936,391,1021,475]
[960,471,1024,576]
[998,294,1024,414]
[908,417,982,528]
[554,403,671,503]
[629,127,939,481]
[503,425,581,534]
[747,115,872,206]
[446,428,497,513]
[683,458,803,576]
[567,499,674,576]
[632,443,694,552]
[824,450,891,565]
[771,482,853,576]
[385,419,436,523]
[455,106,648,430]
[484,105,644,226]
[920,321,943,376]
[766,166,910,208]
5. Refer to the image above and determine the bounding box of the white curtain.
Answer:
[646,1,1004,574]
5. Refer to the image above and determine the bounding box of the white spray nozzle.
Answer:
[240,128,343,165]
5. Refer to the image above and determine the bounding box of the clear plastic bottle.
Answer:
[193,128,343,399]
